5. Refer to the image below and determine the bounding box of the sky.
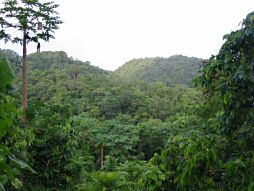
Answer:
[1,0,254,70]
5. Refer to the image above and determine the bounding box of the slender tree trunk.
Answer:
[22,29,27,111]
[100,144,104,170]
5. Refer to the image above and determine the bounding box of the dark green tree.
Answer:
[0,0,62,112]
[199,11,254,134]
[0,58,35,190]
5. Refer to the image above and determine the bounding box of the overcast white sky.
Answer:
[1,0,254,70]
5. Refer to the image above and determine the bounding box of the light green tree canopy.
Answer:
[0,0,62,43]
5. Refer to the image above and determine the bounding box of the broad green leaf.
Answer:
[0,183,5,191]
[0,175,8,186]
[10,157,36,173]
[11,178,22,189]
[0,59,14,91]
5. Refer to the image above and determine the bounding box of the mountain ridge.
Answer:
[1,49,202,86]
[112,55,202,86]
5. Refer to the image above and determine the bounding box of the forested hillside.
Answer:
[1,49,200,190]
[113,55,202,86]
[1,3,254,191]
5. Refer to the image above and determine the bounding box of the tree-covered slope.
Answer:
[0,49,109,75]
[27,51,110,76]
[113,55,202,86]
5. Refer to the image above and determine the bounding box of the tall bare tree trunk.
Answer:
[22,29,27,114]
[100,144,104,170]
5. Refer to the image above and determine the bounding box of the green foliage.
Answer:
[4,49,206,190]
[198,12,254,134]
[137,119,169,160]
[27,51,69,70]
[0,58,14,92]
[79,171,126,191]
[113,55,202,86]
[0,49,21,74]
[148,11,254,191]
[152,130,221,190]
[1,11,254,191]
[77,160,166,191]
[139,162,165,191]
[92,120,139,162]
[0,59,34,190]
[0,0,62,44]
[21,102,78,190]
